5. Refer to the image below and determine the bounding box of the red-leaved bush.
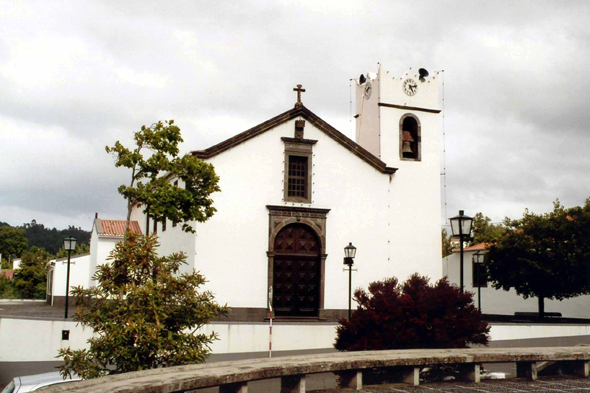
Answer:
[334,274,490,351]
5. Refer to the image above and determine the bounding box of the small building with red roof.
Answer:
[45,215,142,307]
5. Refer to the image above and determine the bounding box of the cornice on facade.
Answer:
[192,105,398,175]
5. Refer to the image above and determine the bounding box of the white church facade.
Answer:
[41,65,447,358]
[130,65,444,322]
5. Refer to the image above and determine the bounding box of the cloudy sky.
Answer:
[1,0,589,232]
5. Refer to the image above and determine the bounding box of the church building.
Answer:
[131,65,444,324]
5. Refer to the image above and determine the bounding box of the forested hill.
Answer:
[1,220,91,255]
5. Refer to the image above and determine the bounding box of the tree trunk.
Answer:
[538,296,545,318]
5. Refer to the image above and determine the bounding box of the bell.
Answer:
[402,141,413,154]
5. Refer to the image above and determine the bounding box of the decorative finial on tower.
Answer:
[293,84,306,107]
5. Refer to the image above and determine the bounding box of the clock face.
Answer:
[364,82,372,99]
[403,78,418,96]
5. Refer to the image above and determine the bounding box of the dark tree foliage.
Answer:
[58,233,229,379]
[441,228,453,257]
[0,226,28,260]
[334,274,489,351]
[486,199,590,317]
[23,220,90,255]
[0,275,19,298]
[13,247,52,299]
[471,213,505,245]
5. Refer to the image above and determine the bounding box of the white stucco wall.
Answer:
[48,255,91,298]
[0,318,336,362]
[378,67,443,282]
[489,324,590,342]
[355,74,381,157]
[444,250,590,319]
[0,319,93,362]
[3,316,590,363]
[188,118,399,310]
[88,236,120,286]
[125,67,443,314]
[89,225,99,280]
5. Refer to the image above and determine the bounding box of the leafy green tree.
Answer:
[334,274,489,351]
[106,120,220,234]
[58,233,229,379]
[486,200,590,317]
[442,228,454,257]
[0,275,20,299]
[471,213,505,245]
[14,247,53,298]
[1,258,11,270]
[0,226,28,261]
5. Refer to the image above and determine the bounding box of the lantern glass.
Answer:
[449,210,473,238]
[344,242,356,259]
[63,237,77,251]
[472,252,485,264]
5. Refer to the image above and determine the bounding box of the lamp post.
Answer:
[473,251,485,311]
[449,210,473,293]
[343,242,357,321]
[63,236,76,319]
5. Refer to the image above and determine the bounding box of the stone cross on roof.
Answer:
[293,84,305,106]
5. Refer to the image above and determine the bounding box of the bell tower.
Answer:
[355,65,442,165]
[355,64,443,278]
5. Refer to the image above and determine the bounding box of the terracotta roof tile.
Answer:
[98,219,142,237]
[452,242,491,253]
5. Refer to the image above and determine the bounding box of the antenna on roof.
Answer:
[419,68,429,82]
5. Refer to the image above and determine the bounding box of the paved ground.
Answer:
[0,299,67,319]
[190,375,590,393]
[353,377,590,392]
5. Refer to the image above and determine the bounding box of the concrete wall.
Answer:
[3,315,590,387]
[444,249,590,319]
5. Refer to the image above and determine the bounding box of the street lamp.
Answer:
[473,251,485,311]
[63,236,76,319]
[343,242,357,321]
[449,210,473,293]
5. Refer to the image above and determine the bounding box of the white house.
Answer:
[88,217,142,286]
[11,258,21,271]
[130,65,444,323]
[443,243,590,319]
[46,253,91,307]
[46,217,142,305]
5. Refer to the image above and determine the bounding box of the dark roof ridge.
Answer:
[192,105,397,175]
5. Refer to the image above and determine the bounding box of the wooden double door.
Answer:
[272,224,321,317]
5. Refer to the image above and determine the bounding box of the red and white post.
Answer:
[268,286,273,358]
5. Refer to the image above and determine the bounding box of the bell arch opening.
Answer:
[400,114,421,161]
